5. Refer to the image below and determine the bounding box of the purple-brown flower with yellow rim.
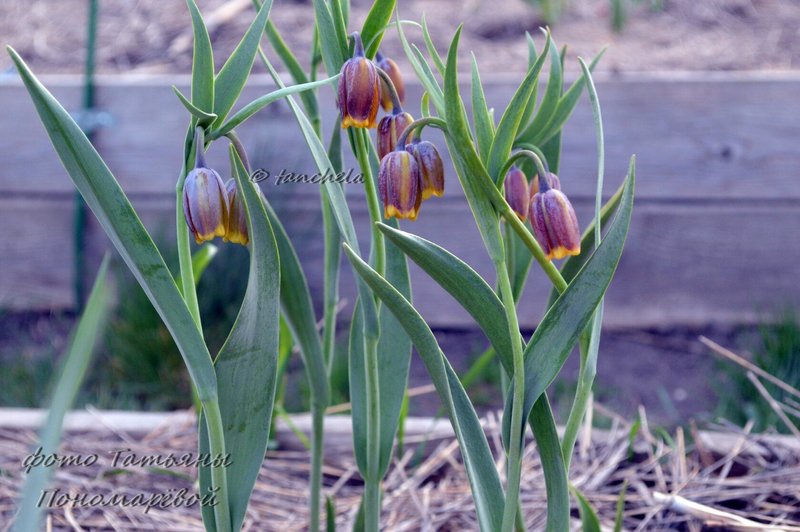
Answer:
[503,166,529,222]
[224,178,249,246]
[377,110,415,159]
[182,167,229,244]
[376,51,405,112]
[337,34,381,129]
[379,150,422,220]
[529,176,581,260]
[530,171,562,196]
[405,139,444,200]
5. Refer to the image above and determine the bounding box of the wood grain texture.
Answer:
[2,74,799,326]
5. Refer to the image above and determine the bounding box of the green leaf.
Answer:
[470,54,494,163]
[486,31,550,182]
[502,160,636,446]
[186,0,214,115]
[517,32,562,146]
[211,74,339,138]
[573,487,602,532]
[342,244,506,532]
[326,496,337,532]
[13,257,110,532]
[361,0,396,58]
[529,396,571,532]
[7,46,218,401]
[395,11,443,111]
[421,13,446,76]
[199,147,281,531]
[264,20,319,120]
[312,0,346,76]
[173,86,217,125]
[211,0,273,128]
[516,32,539,135]
[191,243,218,283]
[547,179,625,307]
[614,479,629,532]
[377,223,513,372]
[442,27,506,264]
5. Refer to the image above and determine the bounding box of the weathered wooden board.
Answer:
[2,74,799,327]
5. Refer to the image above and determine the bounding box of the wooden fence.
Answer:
[2,73,799,329]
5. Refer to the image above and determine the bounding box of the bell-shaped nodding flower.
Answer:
[183,166,229,244]
[530,171,561,196]
[377,110,415,159]
[405,139,444,200]
[224,179,249,246]
[529,176,581,260]
[379,150,422,220]
[503,166,530,221]
[337,34,381,129]
[376,52,405,112]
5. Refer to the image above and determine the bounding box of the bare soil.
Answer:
[1,0,799,76]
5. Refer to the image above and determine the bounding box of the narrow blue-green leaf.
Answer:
[377,223,513,372]
[410,44,444,105]
[200,148,281,531]
[191,244,218,284]
[443,27,506,264]
[486,31,550,181]
[186,0,214,114]
[516,32,539,134]
[614,480,629,532]
[529,396,571,532]
[361,0,396,58]
[264,19,319,120]
[395,11,444,111]
[7,46,218,400]
[13,258,110,532]
[517,32,561,146]
[470,54,494,163]
[342,244,505,531]
[573,487,602,532]
[330,0,350,57]
[421,13,446,76]
[211,0,273,127]
[173,86,217,124]
[312,0,346,76]
[326,496,337,532]
[546,180,625,306]
[212,74,339,138]
[261,198,329,411]
[502,161,635,446]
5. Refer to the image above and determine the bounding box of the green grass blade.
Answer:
[342,244,506,531]
[470,54,494,163]
[211,0,273,127]
[502,160,635,447]
[7,46,218,400]
[211,74,339,138]
[573,487,602,532]
[199,147,281,531]
[361,0,396,58]
[486,31,550,182]
[13,258,110,532]
[186,0,214,115]
[377,223,513,372]
[312,0,346,76]
[613,479,628,532]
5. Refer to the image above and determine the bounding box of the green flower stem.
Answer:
[354,128,385,278]
[512,143,551,176]
[225,131,252,174]
[364,335,382,531]
[203,399,232,532]
[497,262,525,532]
[396,116,448,148]
[311,407,325,532]
[497,149,549,190]
[176,128,204,331]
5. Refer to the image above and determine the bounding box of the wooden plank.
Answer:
[2,73,800,199]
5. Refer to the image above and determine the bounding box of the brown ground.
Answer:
[1,0,799,76]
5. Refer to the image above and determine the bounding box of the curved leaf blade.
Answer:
[186,0,215,114]
[361,0,396,58]
[174,86,217,124]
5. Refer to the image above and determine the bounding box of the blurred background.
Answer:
[1,0,799,433]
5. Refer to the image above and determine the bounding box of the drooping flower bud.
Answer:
[182,167,229,244]
[529,178,580,260]
[337,34,381,129]
[224,179,249,246]
[379,150,422,220]
[377,110,415,159]
[530,171,561,196]
[376,51,405,112]
[503,166,529,221]
[405,139,444,200]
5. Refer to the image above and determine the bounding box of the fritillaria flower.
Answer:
[183,166,229,244]
[405,139,444,200]
[376,51,405,112]
[379,150,422,220]
[529,175,581,260]
[223,179,249,246]
[377,110,415,159]
[337,33,381,129]
[503,166,529,221]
